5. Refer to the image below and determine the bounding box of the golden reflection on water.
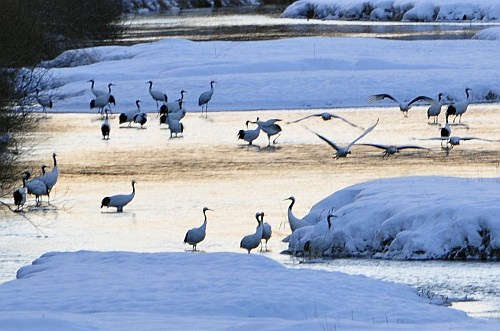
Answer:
[4,105,500,282]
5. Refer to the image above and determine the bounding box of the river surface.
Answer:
[2,106,500,320]
[120,6,500,43]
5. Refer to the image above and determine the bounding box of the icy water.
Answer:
[120,6,499,43]
[2,106,500,320]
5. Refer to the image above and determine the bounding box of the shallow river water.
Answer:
[2,106,500,320]
[120,6,500,43]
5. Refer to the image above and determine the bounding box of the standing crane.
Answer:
[101,109,111,139]
[147,81,168,111]
[240,213,264,254]
[101,180,136,212]
[184,207,213,251]
[35,89,53,114]
[198,81,216,117]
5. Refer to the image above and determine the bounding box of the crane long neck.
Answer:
[149,82,153,89]
[288,198,295,211]
[131,182,135,193]
[203,210,208,222]
[327,215,333,229]
[52,154,57,167]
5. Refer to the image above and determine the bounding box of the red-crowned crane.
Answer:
[198,81,216,117]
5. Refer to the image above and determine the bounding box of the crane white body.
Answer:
[425,136,494,149]
[119,100,141,127]
[258,212,272,251]
[411,94,444,124]
[147,81,167,110]
[284,196,310,232]
[161,90,186,114]
[254,118,282,146]
[90,83,115,114]
[446,88,471,123]
[302,215,334,258]
[101,180,136,212]
[289,112,363,129]
[40,153,58,195]
[309,119,379,158]
[198,81,216,117]
[168,107,186,121]
[240,214,263,254]
[101,110,110,139]
[237,121,261,146]
[35,89,53,113]
[184,207,213,251]
[87,80,107,97]
[133,112,148,128]
[24,171,49,205]
[366,94,422,117]
[359,143,427,157]
[160,100,186,122]
[161,112,184,138]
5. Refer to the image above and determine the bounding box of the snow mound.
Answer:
[0,251,481,330]
[473,27,500,41]
[281,0,500,22]
[284,176,500,260]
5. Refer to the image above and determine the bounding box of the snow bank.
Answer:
[473,27,500,41]
[284,176,500,260]
[37,36,500,113]
[281,0,500,22]
[0,251,497,330]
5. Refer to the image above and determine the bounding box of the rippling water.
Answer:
[2,106,500,319]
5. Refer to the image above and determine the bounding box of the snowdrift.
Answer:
[281,0,500,22]
[284,176,500,260]
[0,251,491,331]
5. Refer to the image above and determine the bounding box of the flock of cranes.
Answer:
[183,208,272,254]
[16,82,498,257]
[233,86,490,155]
[366,88,472,124]
[13,153,58,211]
[86,80,216,139]
[33,79,482,153]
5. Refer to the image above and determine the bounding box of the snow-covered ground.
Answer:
[40,28,500,114]
[284,176,500,260]
[282,0,500,22]
[123,0,500,21]
[0,250,498,331]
